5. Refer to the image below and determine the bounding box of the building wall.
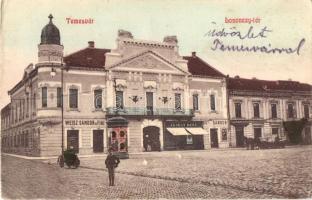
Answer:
[229,92,312,147]
[189,77,229,148]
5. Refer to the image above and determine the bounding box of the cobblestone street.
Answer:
[2,146,312,199]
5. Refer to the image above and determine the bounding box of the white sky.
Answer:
[0,0,311,109]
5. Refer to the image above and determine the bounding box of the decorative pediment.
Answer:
[143,81,157,89]
[107,50,189,75]
[115,79,127,90]
[172,82,184,91]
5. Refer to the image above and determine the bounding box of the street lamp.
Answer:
[50,61,66,167]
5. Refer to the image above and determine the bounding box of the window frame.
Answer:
[57,87,62,108]
[271,103,277,119]
[304,104,309,119]
[287,103,294,118]
[234,102,242,118]
[69,88,78,109]
[253,102,260,118]
[192,94,199,111]
[174,93,182,111]
[94,89,103,109]
[116,91,124,110]
[42,87,47,108]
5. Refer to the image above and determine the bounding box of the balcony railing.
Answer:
[107,107,194,117]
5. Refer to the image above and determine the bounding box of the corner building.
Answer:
[1,16,229,156]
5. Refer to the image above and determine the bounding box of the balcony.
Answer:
[106,107,194,117]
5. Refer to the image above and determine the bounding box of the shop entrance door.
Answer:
[67,130,79,153]
[143,126,160,151]
[93,130,104,153]
[210,128,219,148]
[235,126,245,147]
[254,128,262,139]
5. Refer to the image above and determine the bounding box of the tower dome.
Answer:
[40,14,60,45]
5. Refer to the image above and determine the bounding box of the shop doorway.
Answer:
[235,126,245,147]
[210,128,219,148]
[143,126,160,151]
[93,129,104,153]
[67,130,79,153]
[254,128,262,139]
[304,127,311,145]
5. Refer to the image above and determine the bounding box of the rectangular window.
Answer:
[210,94,216,111]
[19,100,22,120]
[272,128,279,135]
[26,95,29,117]
[57,87,62,108]
[42,87,47,108]
[32,93,36,116]
[33,93,36,110]
[116,91,124,109]
[253,103,260,118]
[94,89,102,109]
[193,94,199,111]
[304,104,309,119]
[69,88,78,109]
[146,92,153,115]
[15,105,18,122]
[287,104,294,118]
[235,103,242,118]
[271,104,277,119]
[175,93,182,110]
[22,100,25,119]
[25,131,29,148]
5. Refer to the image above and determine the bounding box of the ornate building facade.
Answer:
[1,15,229,156]
[1,15,311,157]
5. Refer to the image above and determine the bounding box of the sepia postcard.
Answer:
[0,0,311,199]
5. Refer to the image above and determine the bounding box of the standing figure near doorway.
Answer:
[105,148,120,186]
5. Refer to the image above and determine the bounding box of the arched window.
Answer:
[94,89,102,109]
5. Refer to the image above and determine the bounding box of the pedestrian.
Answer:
[105,148,120,186]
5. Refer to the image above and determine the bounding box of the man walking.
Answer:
[105,148,120,186]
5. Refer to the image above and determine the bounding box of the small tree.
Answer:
[283,118,308,144]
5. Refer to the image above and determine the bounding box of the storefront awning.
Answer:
[167,128,190,136]
[186,128,209,135]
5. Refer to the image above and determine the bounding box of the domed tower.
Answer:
[38,14,63,63]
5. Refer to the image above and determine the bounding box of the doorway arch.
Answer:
[143,126,160,151]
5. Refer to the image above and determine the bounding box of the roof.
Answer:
[1,103,11,116]
[64,47,110,68]
[183,55,225,78]
[41,14,60,45]
[228,77,312,92]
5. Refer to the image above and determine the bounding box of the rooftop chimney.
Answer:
[163,35,178,44]
[191,52,196,57]
[88,41,95,48]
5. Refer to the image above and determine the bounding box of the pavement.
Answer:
[2,145,312,199]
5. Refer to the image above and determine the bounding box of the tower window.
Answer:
[42,87,47,108]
